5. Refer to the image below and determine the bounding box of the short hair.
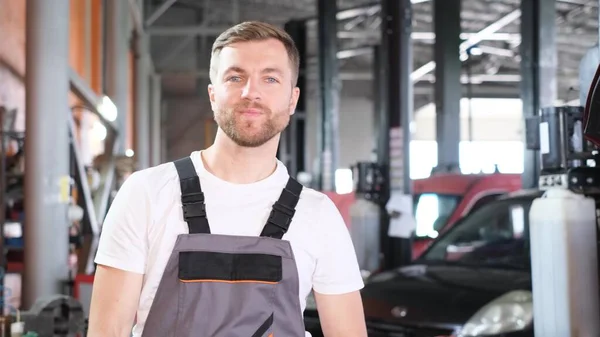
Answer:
[209,21,300,86]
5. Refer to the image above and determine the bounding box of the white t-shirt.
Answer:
[94,151,364,336]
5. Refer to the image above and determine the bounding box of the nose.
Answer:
[241,77,261,101]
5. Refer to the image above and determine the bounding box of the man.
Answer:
[87,21,367,337]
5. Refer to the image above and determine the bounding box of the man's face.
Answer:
[208,38,300,148]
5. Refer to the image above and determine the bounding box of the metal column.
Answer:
[284,20,308,178]
[434,0,462,170]
[150,75,162,166]
[135,32,151,170]
[106,0,130,155]
[520,0,556,189]
[23,0,71,308]
[373,44,392,270]
[381,0,413,268]
[373,45,388,176]
[317,0,340,191]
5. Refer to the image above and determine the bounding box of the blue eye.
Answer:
[266,77,279,83]
[228,76,241,82]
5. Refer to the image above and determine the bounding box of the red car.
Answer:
[323,172,522,259]
[411,172,522,258]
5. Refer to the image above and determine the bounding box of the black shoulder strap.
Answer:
[260,177,303,239]
[173,157,210,234]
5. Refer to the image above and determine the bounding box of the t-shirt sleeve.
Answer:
[94,171,150,274]
[312,196,365,294]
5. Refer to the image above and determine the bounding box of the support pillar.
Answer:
[284,20,308,178]
[381,0,413,269]
[317,0,340,191]
[151,75,162,166]
[106,0,130,155]
[135,33,151,170]
[520,0,556,189]
[23,0,71,308]
[434,0,462,170]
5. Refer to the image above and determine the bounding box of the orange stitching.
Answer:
[179,279,279,285]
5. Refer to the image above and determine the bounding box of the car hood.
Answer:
[361,263,531,329]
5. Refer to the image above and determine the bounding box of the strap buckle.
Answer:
[273,202,295,217]
[267,203,295,232]
[183,201,206,220]
[182,191,204,204]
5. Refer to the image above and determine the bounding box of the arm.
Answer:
[87,172,151,336]
[312,197,367,337]
[314,291,367,337]
[87,265,143,337]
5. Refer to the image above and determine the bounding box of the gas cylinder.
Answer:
[349,197,381,274]
[529,188,600,337]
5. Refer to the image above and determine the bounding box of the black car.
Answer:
[304,190,542,337]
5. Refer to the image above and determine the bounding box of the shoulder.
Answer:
[298,187,338,213]
[295,186,346,231]
[132,161,179,189]
[102,160,180,222]
[125,160,182,200]
[108,160,184,224]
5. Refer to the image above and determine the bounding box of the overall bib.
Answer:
[141,157,307,337]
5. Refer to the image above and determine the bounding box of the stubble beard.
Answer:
[215,103,290,148]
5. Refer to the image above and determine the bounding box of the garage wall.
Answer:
[305,84,376,173]
[164,97,214,161]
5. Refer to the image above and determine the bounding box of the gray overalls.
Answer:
[141,156,307,337]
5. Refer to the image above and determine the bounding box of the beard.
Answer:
[214,100,290,148]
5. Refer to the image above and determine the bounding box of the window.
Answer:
[421,197,533,269]
[335,168,353,194]
[413,193,461,238]
[408,140,525,180]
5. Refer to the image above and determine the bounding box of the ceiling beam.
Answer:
[301,0,429,22]
[148,24,523,44]
[336,31,521,42]
[145,0,178,27]
[411,8,521,83]
[414,83,520,99]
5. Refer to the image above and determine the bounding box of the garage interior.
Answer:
[1,0,600,336]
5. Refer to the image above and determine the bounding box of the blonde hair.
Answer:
[209,21,300,86]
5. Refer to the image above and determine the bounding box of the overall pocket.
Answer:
[176,251,281,337]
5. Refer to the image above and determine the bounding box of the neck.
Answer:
[201,129,281,184]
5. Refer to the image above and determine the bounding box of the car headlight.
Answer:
[458,290,533,336]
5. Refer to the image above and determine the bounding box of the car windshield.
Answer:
[413,193,461,238]
[419,196,535,270]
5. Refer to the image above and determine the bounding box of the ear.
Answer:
[288,86,300,115]
[207,83,217,111]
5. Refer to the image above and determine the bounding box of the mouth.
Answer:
[239,108,263,116]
